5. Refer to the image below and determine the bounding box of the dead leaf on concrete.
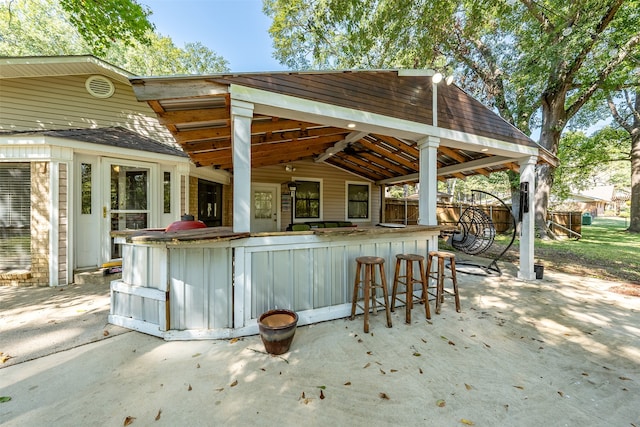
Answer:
[320,390,325,399]
[465,383,473,390]
[192,353,201,358]
[436,399,446,407]
[103,330,109,336]
[229,338,239,344]
[154,409,162,421]
[187,384,192,391]
[363,362,371,369]
[230,379,238,387]
[558,391,564,397]
[460,418,475,425]
[344,382,351,386]
[619,376,632,381]
[380,369,386,375]
[513,385,524,390]
[1,354,13,364]
[379,392,390,400]
[123,416,136,426]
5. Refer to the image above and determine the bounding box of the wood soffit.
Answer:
[140,71,546,183]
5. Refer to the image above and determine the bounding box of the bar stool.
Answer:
[426,251,460,314]
[391,254,431,323]
[350,256,392,333]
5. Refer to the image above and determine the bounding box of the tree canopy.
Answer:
[0,0,229,74]
[265,0,640,235]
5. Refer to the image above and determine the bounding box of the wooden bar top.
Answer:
[113,224,455,244]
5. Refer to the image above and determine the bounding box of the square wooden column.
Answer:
[231,99,254,233]
[418,136,439,225]
[518,156,537,280]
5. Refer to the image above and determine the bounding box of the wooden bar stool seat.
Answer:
[350,256,392,333]
[426,251,460,314]
[391,254,431,323]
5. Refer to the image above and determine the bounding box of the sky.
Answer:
[141,0,287,72]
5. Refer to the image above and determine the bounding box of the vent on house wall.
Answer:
[85,75,115,98]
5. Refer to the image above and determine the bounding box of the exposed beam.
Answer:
[158,108,229,124]
[358,139,418,170]
[437,155,512,176]
[130,78,229,101]
[374,134,420,158]
[315,131,369,162]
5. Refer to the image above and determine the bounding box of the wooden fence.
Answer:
[384,199,581,237]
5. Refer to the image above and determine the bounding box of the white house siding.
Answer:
[0,75,174,146]
[252,160,381,230]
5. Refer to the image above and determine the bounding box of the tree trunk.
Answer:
[629,130,640,232]
[535,90,567,239]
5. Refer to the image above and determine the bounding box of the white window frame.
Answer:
[345,181,371,222]
[292,177,323,222]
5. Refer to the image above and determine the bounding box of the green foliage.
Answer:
[103,34,229,75]
[554,127,631,200]
[59,0,154,55]
[0,0,229,75]
[0,0,88,55]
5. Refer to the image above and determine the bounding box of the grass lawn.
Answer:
[483,216,640,286]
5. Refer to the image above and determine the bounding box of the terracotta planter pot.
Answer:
[258,309,298,355]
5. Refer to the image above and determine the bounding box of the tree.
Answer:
[607,88,640,231]
[264,0,640,237]
[58,0,154,55]
[1,0,154,55]
[553,128,631,201]
[103,34,229,75]
[0,0,229,75]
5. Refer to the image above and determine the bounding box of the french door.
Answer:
[104,159,153,260]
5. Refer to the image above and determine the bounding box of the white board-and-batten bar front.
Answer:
[108,225,444,340]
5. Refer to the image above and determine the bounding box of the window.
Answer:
[294,180,321,219]
[81,163,92,214]
[0,163,31,271]
[163,172,171,214]
[346,182,370,221]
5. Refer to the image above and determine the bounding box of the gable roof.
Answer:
[131,69,555,184]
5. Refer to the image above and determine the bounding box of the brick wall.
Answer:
[30,162,50,286]
[189,176,198,219]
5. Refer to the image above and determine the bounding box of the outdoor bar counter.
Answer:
[109,224,447,340]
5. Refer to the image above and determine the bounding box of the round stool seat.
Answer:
[356,256,385,265]
[429,250,455,258]
[396,253,425,262]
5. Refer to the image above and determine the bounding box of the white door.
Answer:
[251,184,279,232]
[75,155,100,268]
[103,159,154,261]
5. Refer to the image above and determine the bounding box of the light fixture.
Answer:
[285,164,296,172]
[481,148,489,152]
[288,181,297,192]
[446,75,454,85]
[347,123,356,128]
[432,72,443,84]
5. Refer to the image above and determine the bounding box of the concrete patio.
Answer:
[1,263,638,426]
